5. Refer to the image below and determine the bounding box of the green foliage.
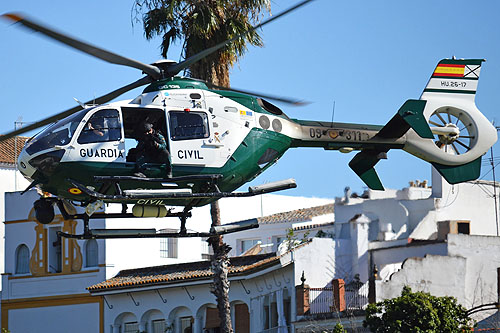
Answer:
[133,0,271,85]
[363,286,474,332]
[285,228,310,251]
[315,229,335,238]
[332,322,347,333]
[2,328,10,333]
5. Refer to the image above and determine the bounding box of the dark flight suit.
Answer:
[135,130,172,177]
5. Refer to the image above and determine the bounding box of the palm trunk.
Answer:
[209,200,233,332]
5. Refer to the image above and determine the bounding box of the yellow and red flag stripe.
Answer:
[432,64,465,77]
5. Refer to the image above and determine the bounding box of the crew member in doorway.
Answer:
[134,122,172,178]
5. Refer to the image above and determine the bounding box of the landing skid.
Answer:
[68,176,297,201]
[52,177,296,240]
[58,218,259,240]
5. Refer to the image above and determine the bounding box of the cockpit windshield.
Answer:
[25,110,88,155]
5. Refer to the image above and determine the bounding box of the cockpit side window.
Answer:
[169,111,209,141]
[78,109,122,144]
[25,110,86,155]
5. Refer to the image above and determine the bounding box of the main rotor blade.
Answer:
[206,82,310,106]
[0,76,152,142]
[2,13,161,79]
[167,0,315,76]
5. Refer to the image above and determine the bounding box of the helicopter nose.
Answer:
[20,149,65,180]
[17,148,36,179]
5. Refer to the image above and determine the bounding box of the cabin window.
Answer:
[25,110,86,155]
[78,109,122,144]
[15,244,30,274]
[169,111,209,141]
[258,148,279,166]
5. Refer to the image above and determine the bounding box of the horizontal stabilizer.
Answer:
[349,150,385,190]
[376,99,432,139]
[432,157,482,184]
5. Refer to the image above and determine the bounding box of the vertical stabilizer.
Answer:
[421,58,484,101]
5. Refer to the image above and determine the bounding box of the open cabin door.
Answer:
[121,106,167,164]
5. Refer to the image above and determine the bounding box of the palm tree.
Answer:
[133,4,274,330]
[133,0,271,87]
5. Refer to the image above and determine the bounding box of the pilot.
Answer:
[79,119,105,143]
[134,122,172,178]
[87,121,104,137]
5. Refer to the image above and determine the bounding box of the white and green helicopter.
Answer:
[2,2,497,239]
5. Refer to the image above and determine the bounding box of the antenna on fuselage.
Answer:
[330,100,336,127]
[73,97,86,108]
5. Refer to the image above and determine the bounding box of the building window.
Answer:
[48,227,62,273]
[85,239,98,267]
[234,303,250,333]
[152,319,166,333]
[262,290,290,331]
[15,244,30,274]
[160,237,178,258]
[239,238,261,255]
[180,317,193,332]
[124,322,139,333]
[201,238,213,260]
[457,221,470,234]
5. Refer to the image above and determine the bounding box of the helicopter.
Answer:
[1,1,497,239]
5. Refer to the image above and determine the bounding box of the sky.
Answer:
[1,0,499,200]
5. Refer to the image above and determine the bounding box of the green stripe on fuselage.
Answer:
[423,89,475,94]
[40,128,293,207]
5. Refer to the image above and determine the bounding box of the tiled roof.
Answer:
[293,221,335,231]
[0,136,28,165]
[88,253,280,292]
[255,202,334,224]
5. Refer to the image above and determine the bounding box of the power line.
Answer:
[491,147,499,236]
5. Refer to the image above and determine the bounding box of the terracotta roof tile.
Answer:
[254,202,334,224]
[0,136,28,165]
[87,253,280,292]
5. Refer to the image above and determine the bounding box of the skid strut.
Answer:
[58,217,259,240]
[53,177,295,239]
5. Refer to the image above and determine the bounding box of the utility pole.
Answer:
[492,147,499,236]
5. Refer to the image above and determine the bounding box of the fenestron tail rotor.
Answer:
[429,107,476,156]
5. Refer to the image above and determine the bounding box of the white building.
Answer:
[0,137,30,277]
[4,161,500,331]
[331,167,500,324]
[1,186,332,332]
[223,202,334,256]
[87,238,338,333]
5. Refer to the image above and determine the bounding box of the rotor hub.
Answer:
[437,123,460,145]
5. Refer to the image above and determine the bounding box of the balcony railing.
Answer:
[307,282,369,315]
[346,283,369,310]
[309,287,335,314]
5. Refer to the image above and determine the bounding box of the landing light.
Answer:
[340,147,354,153]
